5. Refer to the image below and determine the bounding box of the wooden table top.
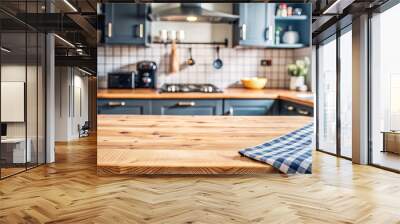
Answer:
[97,88,314,107]
[97,115,312,175]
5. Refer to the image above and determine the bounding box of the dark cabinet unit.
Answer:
[233,3,274,47]
[97,99,313,116]
[280,100,313,117]
[152,100,223,116]
[104,3,151,45]
[233,3,311,48]
[274,3,312,48]
[224,99,278,116]
[98,99,151,115]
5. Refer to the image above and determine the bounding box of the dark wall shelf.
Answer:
[233,3,311,49]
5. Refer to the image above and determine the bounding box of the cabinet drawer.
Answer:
[280,100,313,116]
[152,100,223,116]
[97,99,151,114]
[224,99,277,116]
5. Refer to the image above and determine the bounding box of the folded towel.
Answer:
[239,123,313,174]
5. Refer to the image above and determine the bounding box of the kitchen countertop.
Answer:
[97,115,312,175]
[97,88,314,107]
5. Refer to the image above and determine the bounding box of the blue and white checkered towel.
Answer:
[239,123,313,174]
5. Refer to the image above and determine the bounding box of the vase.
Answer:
[289,76,305,90]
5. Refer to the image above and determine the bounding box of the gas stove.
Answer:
[159,84,223,93]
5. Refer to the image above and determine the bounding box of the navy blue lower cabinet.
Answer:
[152,100,223,115]
[97,99,151,115]
[223,99,278,116]
[280,100,313,116]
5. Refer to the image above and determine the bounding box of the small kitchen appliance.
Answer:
[108,72,135,89]
[136,61,157,88]
[159,84,222,93]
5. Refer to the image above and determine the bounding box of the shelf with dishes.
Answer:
[274,3,311,48]
[233,3,311,49]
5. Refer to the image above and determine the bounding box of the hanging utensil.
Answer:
[170,40,179,73]
[187,47,195,66]
[213,46,223,69]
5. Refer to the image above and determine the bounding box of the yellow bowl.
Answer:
[241,78,268,89]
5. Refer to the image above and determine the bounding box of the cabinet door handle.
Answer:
[240,24,246,40]
[226,107,234,116]
[135,24,144,38]
[108,101,126,107]
[107,22,112,38]
[264,27,270,41]
[297,109,310,115]
[176,102,196,107]
[139,24,144,38]
[286,106,295,111]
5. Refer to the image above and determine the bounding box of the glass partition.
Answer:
[0,30,28,178]
[339,28,352,158]
[0,0,46,179]
[317,37,337,155]
[27,31,38,169]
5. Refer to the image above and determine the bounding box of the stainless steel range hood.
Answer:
[150,3,239,23]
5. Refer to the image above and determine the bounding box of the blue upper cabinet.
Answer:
[104,3,151,45]
[233,3,274,47]
[233,3,311,49]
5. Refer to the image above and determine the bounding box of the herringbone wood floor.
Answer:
[1,136,400,224]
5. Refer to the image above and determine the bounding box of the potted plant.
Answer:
[287,57,310,90]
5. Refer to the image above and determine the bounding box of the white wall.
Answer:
[1,65,37,137]
[55,67,89,141]
[1,63,46,164]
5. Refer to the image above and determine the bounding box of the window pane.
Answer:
[318,38,337,154]
[371,3,400,171]
[340,29,352,158]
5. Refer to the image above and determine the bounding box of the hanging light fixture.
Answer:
[54,34,75,48]
[78,67,94,76]
[0,47,11,53]
[63,0,78,12]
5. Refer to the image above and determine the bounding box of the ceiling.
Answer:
[0,0,97,73]
[311,0,390,41]
[1,0,393,73]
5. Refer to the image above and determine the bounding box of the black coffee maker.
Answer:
[136,61,157,88]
